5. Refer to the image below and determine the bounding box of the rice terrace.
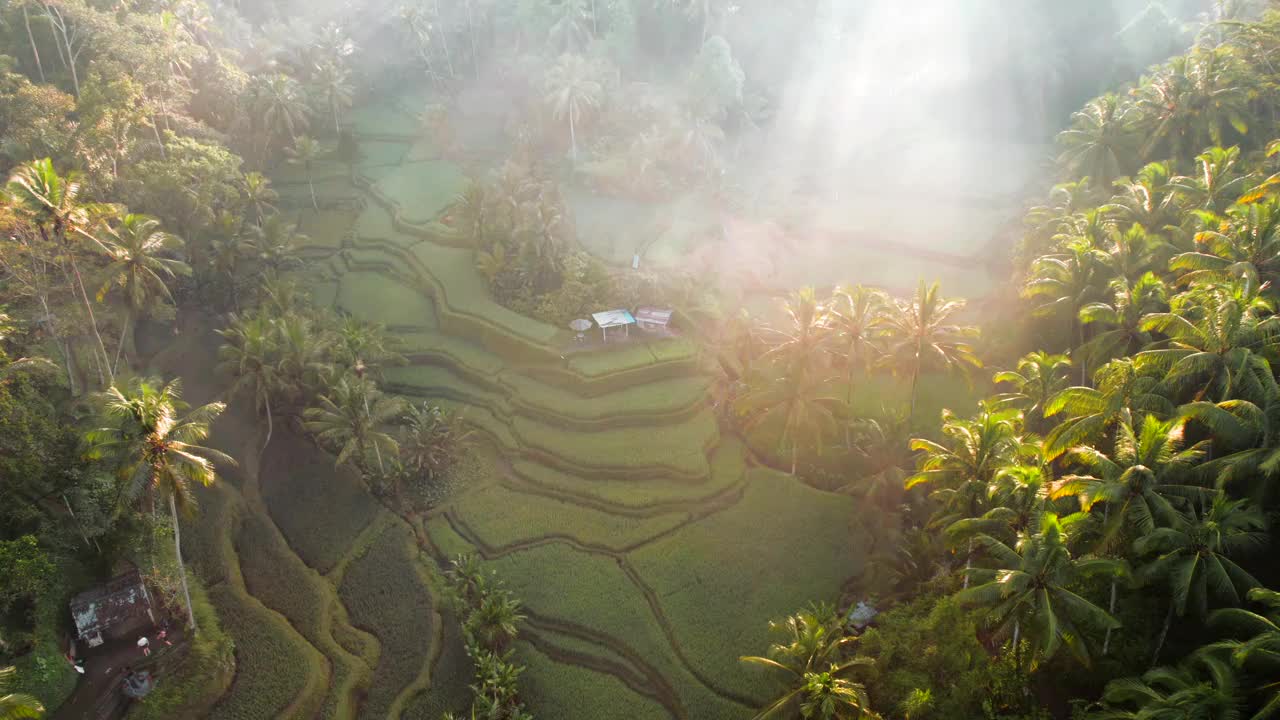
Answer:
[4,2,1280,720]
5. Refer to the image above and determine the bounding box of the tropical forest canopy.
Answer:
[3,1,1280,720]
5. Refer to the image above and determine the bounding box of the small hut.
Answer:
[69,569,156,649]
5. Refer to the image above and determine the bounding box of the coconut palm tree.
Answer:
[880,281,982,419]
[740,604,879,720]
[739,366,842,476]
[1206,588,1280,719]
[1137,280,1280,405]
[303,374,405,480]
[5,159,114,385]
[991,351,1073,429]
[757,287,835,381]
[544,54,603,160]
[1132,48,1252,162]
[87,377,233,635]
[1024,239,1105,381]
[0,665,42,720]
[96,213,190,370]
[1043,357,1175,460]
[1104,162,1183,240]
[547,0,593,53]
[1171,199,1280,285]
[241,171,278,225]
[956,512,1123,670]
[250,73,310,154]
[286,135,325,213]
[829,285,887,406]
[1077,273,1169,371]
[311,61,353,134]
[1136,495,1267,621]
[1057,93,1140,185]
[400,402,470,483]
[244,216,306,278]
[1089,654,1243,720]
[216,312,282,453]
[463,588,525,652]
[907,405,1030,582]
[1169,146,1254,214]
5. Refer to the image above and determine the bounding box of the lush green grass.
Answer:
[482,544,746,719]
[260,431,383,574]
[514,641,672,720]
[208,583,324,720]
[425,514,477,559]
[236,514,367,720]
[338,524,434,720]
[502,373,709,424]
[181,480,242,587]
[355,140,411,169]
[451,482,687,551]
[510,436,745,509]
[277,177,360,207]
[628,470,863,704]
[373,160,467,225]
[295,210,357,253]
[511,408,717,479]
[347,101,420,138]
[407,240,559,346]
[335,271,438,328]
[397,607,472,720]
[394,330,505,374]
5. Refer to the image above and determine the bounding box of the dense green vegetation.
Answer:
[4,0,1276,719]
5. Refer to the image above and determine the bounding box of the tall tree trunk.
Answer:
[261,392,274,458]
[307,168,319,212]
[590,0,598,35]
[790,443,797,476]
[963,537,972,589]
[364,394,386,474]
[1150,603,1173,669]
[466,0,480,81]
[1102,578,1117,655]
[332,97,341,134]
[152,117,167,159]
[170,493,198,635]
[1012,618,1021,673]
[113,310,130,377]
[1077,318,1087,385]
[569,109,577,160]
[63,493,92,550]
[23,5,45,82]
[434,0,455,79]
[65,250,111,386]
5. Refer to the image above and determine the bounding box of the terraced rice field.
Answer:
[172,93,866,720]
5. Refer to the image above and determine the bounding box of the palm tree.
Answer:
[1207,588,1280,720]
[1137,281,1280,405]
[87,377,233,634]
[757,287,834,381]
[1043,357,1175,460]
[547,0,593,53]
[1024,240,1104,382]
[544,54,603,160]
[1169,146,1253,214]
[991,351,1073,429]
[1136,495,1267,621]
[286,135,325,213]
[216,312,281,453]
[0,665,42,720]
[1057,94,1140,185]
[241,172,278,225]
[1105,162,1183,240]
[828,285,887,407]
[738,367,843,476]
[311,61,353,134]
[245,216,306,278]
[5,159,114,385]
[1131,48,1251,162]
[1171,199,1280,284]
[880,281,982,419]
[303,374,405,480]
[907,405,1029,582]
[1077,273,1169,371]
[463,588,525,652]
[401,402,470,483]
[1053,415,1211,654]
[740,604,879,720]
[1089,654,1243,720]
[96,213,190,370]
[250,73,310,154]
[956,513,1122,670]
